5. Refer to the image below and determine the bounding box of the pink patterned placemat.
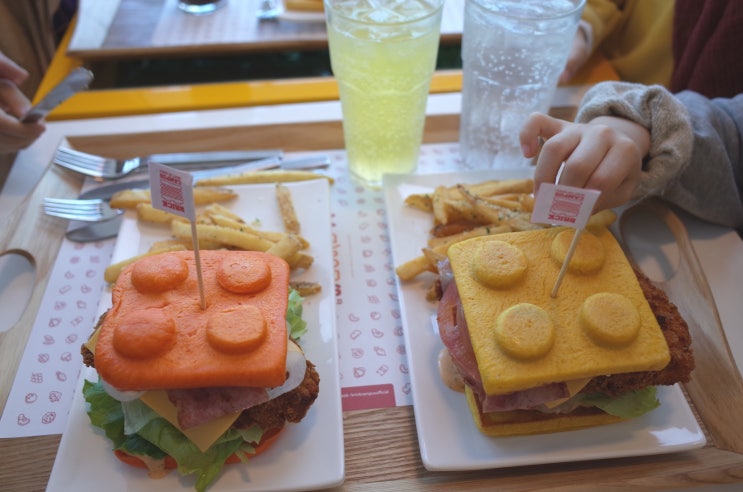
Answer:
[0,142,462,437]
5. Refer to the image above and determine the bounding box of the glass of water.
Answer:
[459,0,585,169]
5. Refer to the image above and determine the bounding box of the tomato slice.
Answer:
[114,426,285,470]
[114,449,178,470]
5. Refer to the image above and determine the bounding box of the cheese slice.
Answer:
[543,378,591,409]
[139,390,240,452]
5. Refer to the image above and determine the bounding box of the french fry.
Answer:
[479,196,525,211]
[286,251,314,270]
[421,247,447,274]
[193,187,238,204]
[150,237,225,251]
[507,214,545,232]
[195,170,334,187]
[209,214,311,249]
[109,186,236,209]
[106,177,319,282]
[431,185,450,225]
[203,202,244,222]
[276,184,300,234]
[104,245,187,283]
[395,178,543,283]
[456,184,521,225]
[208,213,252,231]
[171,221,274,251]
[430,220,484,238]
[404,193,434,213]
[587,209,617,233]
[289,281,322,297]
[266,234,304,262]
[427,224,511,249]
[395,255,435,281]
[109,189,151,209]
[136,203,185,224]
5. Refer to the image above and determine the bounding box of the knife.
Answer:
[22,67,94,123]
[78,154,331,201]
[66,217,123,243]
[140,150,284,170]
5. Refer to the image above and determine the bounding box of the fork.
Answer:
[53,147,283,180]
[42,197,123,222]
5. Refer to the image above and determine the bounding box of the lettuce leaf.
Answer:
[287,288,307,340]
[83,378,263,492]
[83,379,167,460]
[574,386,661,419]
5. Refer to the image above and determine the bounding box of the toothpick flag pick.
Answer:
[149,162,206,309]
[531,183,601,297]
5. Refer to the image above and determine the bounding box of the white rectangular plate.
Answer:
[383,169,706,471]
[47,179,344,491]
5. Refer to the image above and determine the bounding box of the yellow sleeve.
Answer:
[581,0,627,53]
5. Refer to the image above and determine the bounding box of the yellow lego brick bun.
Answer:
[447,226,671,396]
[471,240,527,289]
[494,303,555,360]
[580,292,641,347]
[550,229,605,274]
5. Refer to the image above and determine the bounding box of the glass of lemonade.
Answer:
[325,0,444,187]
[459,0,585,169]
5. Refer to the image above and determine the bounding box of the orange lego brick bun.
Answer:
[95,250,291,391]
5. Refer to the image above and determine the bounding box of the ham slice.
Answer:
[437,280,481,390]
[168,386,269,429]
[167,340,308,429]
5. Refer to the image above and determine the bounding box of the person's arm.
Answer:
[523,81,743,229]
[0,51,45,154]
[559,0,624,84]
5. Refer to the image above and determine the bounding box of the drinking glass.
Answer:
[325,0,444,187]
[459,0,585,169]
[178,0,228,15]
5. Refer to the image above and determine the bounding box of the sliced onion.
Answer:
[101,378,145,402]
[267,340,307,399]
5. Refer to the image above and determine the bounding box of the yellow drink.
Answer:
[325,0,444,186]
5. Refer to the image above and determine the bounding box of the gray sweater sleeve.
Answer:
[575,82,743,229]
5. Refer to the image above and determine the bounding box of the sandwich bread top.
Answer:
[448,226,671,396]
[95,250,290,391]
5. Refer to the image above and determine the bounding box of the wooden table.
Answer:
[3,94,742,491]
[67,0,465,60]
[36,0,619,121]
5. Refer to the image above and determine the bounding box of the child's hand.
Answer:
[519,112,650,211]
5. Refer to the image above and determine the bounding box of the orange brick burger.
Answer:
[81,250,318,491]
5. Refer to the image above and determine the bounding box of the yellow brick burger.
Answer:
[436,224,694,436]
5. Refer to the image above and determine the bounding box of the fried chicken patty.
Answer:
[234,361,320,431]
[581,268,694,397]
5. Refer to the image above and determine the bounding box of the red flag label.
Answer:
[531,183,600,229]
[149,163,195,221]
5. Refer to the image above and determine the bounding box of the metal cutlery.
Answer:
[54,147,284,180]
[52,153,331,241]
[76,154,331,201]
[43,198,123,222]
[21,67,93,123]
